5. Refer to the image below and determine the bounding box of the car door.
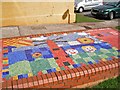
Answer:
[115,3,120,17]
[84,0,93,10]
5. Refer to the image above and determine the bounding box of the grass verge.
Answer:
[116,26,120,30]
[92,76,120,88]
[75,13,102,23]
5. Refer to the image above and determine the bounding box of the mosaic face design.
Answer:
[82,46,96,52]
[2,28,119,81]
[65,49,78,55]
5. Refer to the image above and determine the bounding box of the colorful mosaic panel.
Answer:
[2,28,120,81]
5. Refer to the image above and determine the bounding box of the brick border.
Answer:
[2,59,119,89]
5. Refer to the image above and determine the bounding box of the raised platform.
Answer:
[1,28,120,89]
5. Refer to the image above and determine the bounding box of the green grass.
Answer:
[75,13,102,23]
[92,76,120,88]
[116,26,120,30]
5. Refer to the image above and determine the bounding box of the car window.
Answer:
[85,0,92,2]
[75,0,83,2]
[105,2,118,6]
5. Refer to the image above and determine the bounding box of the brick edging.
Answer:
[2,59,120,89]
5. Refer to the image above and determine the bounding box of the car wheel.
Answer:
[108,12,114,20]
[78,7,84,13]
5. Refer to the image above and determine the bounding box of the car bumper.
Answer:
[91,11,109,18]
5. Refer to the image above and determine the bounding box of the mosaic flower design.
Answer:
[65,49,78,55]
[77,38,94,44]
[32,52,42,58]
[82,46,96,52]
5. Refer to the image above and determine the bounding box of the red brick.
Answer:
[77,67,85,77]
[50,72,58,85]
[83,65,93,75]
[2,81,7,89]
[27,77,34,88]
[68,69,77,80]
[55,72,63,83]
[6,80,12,88]
[63,70,72,80]
[80,66,88,76]
[59,70,67,80]
[96,63,103,72]
[36,75,44,88]
[46,73,53,84]
[72,68,80,78]
[17,79,24,88]
[41,74,49,86]
[51,83,64,88]
[32,76,38,86]
[12,80,18,89]
[22,78,29,88]
[91,64,98,74]
[99,61,107,71]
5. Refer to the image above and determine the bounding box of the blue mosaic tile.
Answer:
[51,68,56,72]
[95,60,99,63]
[26,54,35,62]
[2,71,9,75]
[3,53,8,58]
[25,49,32,54]
[73,64,81,68]
[3,66,9,69]
[88,61,93,65]
[8,51,27,65]
[8,46,16,52]
[39,47,48,51]
[18,75,23,79]
[47,69,52,73]
[22,74,28,78]
[43,54,53,59]
[99,43,112,49]
[106,57,113,60]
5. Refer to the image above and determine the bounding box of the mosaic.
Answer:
[1,28,120,81]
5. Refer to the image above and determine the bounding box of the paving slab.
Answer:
[1,27,20,38]
[19,24,86,36]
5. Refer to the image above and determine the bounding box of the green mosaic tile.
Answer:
[9,60,32,77]
[105,53,116,57]
[42,70,47,74]
[47,58,58,68]
[30,59,52,75]
[60,66,65,70]
[99,54,109,59]
[91,56,101,60]
[87,52,96,56]
[6,75,11,80]
[75,58,88,64]
[100,48,110,53]
[72,54,81,59]
[83,57,95,63]
[68,65,74,69]
[113,52,118,56]
[95,51,103,55]
[79,53,89,58]
[108,49,117,52]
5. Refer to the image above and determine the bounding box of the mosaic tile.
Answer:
[2,28,120,81]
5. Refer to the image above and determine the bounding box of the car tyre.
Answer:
[78,7,84,13]
[108,12,114,20]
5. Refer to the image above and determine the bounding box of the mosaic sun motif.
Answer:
[2,28,119,81]
[82,46,96,52]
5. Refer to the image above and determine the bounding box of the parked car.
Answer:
[74,0,103,13]
[91,1,120,19]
